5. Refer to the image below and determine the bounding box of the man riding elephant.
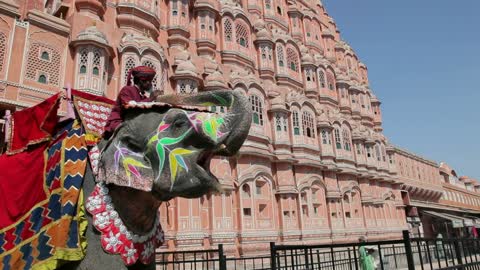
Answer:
[103,66,158,139]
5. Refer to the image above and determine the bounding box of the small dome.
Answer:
[253,18,266,30]
[173,49,190,66]
[370,94,380,103]
[76,26,109,46]
[322,28,334,37]
[256,28,272,40]
[317,112,330,128]
[271,95,286,111]
[176,58,198,77]
[301,53,314,64]
[205,70,227,88]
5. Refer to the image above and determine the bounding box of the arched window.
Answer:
[123,57,137,85]
[223,18,233,42]
[198,11,212,39]
[275,114,282,131]
[92,50,101,76]
[38,74,47,84]
[276,45,285,68]
[375,144,381,161]
[26,43,61,86]
[180,0,187,17]
[342,128,351,151]
[326,71,335,90]
[286,47,299,72]
[381,145,387,162]
[249,95,263,125]
[264,0,271,9]
[235,22,249,48]
[302,111,315,138]
[292,111,300,135]
[366,146,372,158]
[176,79,198,94]
[343,193,351,218]
[321,129,331,144]
[171,0,178,16]
[305,20,312,38]
[0,33,6,73]
[259,44,273,68]
[79,49,88,74]
[242,184,251,198]
[41,51,50,61]
[76,46,108,94]
[305,68,316,85]
[274,113,288,133]
[277,6,282,15]
[334,128,342,149]
[356,143,363,155]
[305,69,312,82]
[318,69,326,88]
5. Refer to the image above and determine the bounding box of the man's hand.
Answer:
[151,90,162,100]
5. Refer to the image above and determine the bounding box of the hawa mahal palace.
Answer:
[0,0,479,256]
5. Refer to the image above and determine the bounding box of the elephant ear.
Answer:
[97,131,154,192]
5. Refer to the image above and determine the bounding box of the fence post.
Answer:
[403,230,416,270]
[218,244,226,270]
[453,239,463,269]
[270,242,276,270]
[304,247,310,270]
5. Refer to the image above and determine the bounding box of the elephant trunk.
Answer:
[218,90,252,156]
[156,89,252,155]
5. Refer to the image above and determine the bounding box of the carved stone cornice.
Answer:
[0,0,19,17]
[27,9,70,37]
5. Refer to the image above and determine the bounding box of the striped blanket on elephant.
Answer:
[0,116,88,269]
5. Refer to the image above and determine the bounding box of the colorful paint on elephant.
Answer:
[148,125,195,187]
[186,112,225,142]
[146,110,226,188]
[113,144,151,187]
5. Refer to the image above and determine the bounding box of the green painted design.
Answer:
[211,93,230,107]
[159,129,191,145]
[168,148,195,183]
[149,124,194,182]
[148,134,158,146]
[156,142,165,178]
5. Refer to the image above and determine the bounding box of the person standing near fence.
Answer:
[359,237,376,270]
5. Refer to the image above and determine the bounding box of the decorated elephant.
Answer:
[0,90,251,270]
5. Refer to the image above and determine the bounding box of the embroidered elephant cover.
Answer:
[0,105,88,269]
[0,91,114,269]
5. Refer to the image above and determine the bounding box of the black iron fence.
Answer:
[155,231,480,270]
[155,245,226,270]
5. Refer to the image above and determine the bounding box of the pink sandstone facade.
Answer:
[0,0,478,256]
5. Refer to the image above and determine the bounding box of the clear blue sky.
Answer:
[323,1,480,180]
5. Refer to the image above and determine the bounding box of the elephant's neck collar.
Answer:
[85,182,164,265]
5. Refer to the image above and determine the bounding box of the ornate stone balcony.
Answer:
[75,0,106,19]
[221,48,256,72]
[116,0,160,39]
[194,0,219,11]
[264,14,289,31]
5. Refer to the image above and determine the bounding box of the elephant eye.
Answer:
[173,119,188,128]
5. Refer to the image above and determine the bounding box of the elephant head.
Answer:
[97,90,251,201]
